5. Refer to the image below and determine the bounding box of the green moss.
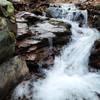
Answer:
[8,32,15,42]
[0,17,7,30]
[7,2,14,16]
[0,0,14,17]
[49,19,71,32]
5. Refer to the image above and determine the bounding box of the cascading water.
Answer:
[12,4,100,100]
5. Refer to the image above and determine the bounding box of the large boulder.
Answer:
[0,56,29,100]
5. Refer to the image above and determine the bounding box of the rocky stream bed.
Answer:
[0,0,100,100]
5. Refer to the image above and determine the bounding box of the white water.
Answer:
[12,4,100,100]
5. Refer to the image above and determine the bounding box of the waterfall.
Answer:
[12,4,100,100]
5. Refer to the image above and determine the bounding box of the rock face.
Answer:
[16,12,71,73]
[0,56,29,100]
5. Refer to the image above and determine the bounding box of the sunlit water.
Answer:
[12,3,100,100]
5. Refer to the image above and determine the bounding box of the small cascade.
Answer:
[48,4,88,26]
[12,3,100,100]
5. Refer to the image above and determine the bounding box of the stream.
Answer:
[12,3,100,100]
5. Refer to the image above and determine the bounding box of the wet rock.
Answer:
[77,1,100,30]
[46,6,62,18]
[30,19,71,38]
[0,56,29,100]
[28,19,71,52]
[16,17,71,73]
[93,15,100,31]
[26,60,40,73]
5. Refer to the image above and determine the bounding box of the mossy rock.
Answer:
[0,0,14,16]
[49,19,71,33]
[49,19,65,25]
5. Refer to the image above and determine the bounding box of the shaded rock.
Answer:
[77,2,100,30]
[26,60,40,73]
[93,15,100,31]
[16,11,48,25]
[0,18,15,64]
[89,39,100,70]
[0,56,29,100]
